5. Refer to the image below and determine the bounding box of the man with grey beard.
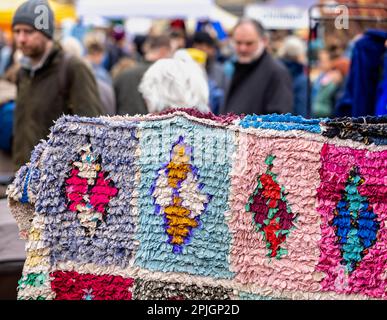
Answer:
[219,18,293,115]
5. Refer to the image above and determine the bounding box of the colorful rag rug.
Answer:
[7,110,386,300]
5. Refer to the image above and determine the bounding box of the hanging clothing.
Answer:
[375,53,387,116]
[335,29,387,117]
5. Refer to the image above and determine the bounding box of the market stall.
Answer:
[76,0,214,20]
[76,0,237,39]
[244,0,317,30]
[0,0,76,32]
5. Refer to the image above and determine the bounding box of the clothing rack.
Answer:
[306,3,387,118]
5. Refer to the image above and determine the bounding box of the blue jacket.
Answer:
[336,29,387,117]
[0,101,15,152]
[375,53,387,116]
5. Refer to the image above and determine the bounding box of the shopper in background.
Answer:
[83,31,112,86]
[114,35,172,116]
[191,31,227,114]
[219,18,293,116]
[312,49,348,118]
[191,31,227,93]
[11,0,104,169]
[103,25,131,72]
[60,35,116,116]
[138,53,210,114]
[278,35,308,117]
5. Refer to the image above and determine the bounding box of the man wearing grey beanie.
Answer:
[11,0,105,170]
[12,0,55,40]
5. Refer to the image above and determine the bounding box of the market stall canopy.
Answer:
[186,5,238,39]
[0,0,76,32]
[76,0,215,20]
[210,5,238,31]
[245,0,318,30]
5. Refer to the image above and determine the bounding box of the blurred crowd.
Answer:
[0,0,386,172]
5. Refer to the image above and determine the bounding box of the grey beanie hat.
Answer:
[12,0,55,39]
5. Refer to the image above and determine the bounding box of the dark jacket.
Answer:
[220,50,293,115]
[13,43,104,169]
[114,62,151,116]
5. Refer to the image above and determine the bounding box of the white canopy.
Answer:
[210,5,238,31]
[76,0,215,20]
[245,0,318,30]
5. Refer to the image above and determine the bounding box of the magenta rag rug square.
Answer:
[316,144,386,298]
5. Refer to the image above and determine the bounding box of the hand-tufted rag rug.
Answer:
[7,110,386,300]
